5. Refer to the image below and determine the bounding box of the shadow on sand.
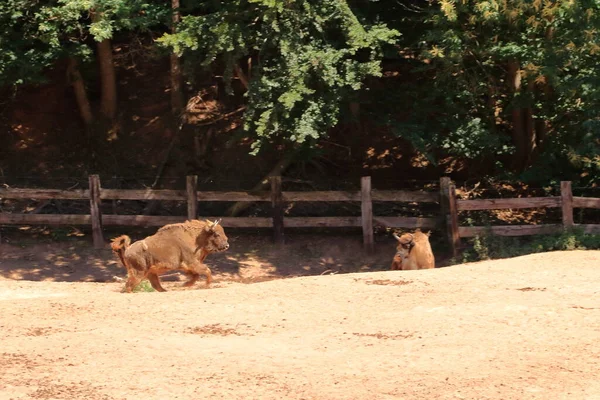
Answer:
[0,226,448,285]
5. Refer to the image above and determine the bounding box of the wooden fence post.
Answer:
[88,174,104,249]
[439,176,451,242]
[186,175,198,220]
[447,182,460,258]
[561,181,574,229]
[361,176,374,253]
[271,176,284,244]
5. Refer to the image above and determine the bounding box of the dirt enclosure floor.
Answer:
[0,234,599,399]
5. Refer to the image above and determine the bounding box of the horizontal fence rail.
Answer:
[573,197,600,209]
[0,175,441,250]
[456,197,561,211]
[2,176,599,254]
[0,189,440,203]
[458,224,600,238]
[446,180,600,256]
[0,188,90,200]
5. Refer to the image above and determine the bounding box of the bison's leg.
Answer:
[180,261,212,289]
[204,266,212,286]
[189,262,212,287]
[125,272,143,293]
[182,272,200,287]
[391,255,402,270]
[147,272,167,292]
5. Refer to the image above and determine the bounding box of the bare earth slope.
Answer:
[1,250,599,400]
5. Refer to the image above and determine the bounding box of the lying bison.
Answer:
[390,229,435,270]
[111,219,229,293]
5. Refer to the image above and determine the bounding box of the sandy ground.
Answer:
[0,236,599,399]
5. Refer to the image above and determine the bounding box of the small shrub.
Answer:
[120,279,156,293]
[459,227,600,263]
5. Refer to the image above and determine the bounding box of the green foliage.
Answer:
[0,0,61,85]
[132,280,156,293]
[158,0,399,153]
[0,0,167,86]
[1,0,599,188]
[379,0,600,184]
[120,279,156,293]
[461,228,600,263]
[441,117,513,159]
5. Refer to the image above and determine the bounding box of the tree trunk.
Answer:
[170,0,185,115]
[170,54,184,115]
[226,153,295,217]
[66,58,94,126]
[523,80,538,166]
[96,38,117,120]
[143,127,182,215]
[507,59,529,172]
[534,118,546,151]
[529,25,553,158]
[194,127,214,159]
[234,64,249,90]
[91,11,117,121]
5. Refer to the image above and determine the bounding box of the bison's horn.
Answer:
[393,233,401,241]
[209,218,222,230]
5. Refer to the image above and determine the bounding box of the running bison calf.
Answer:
[111,219,229,293]
[390,229,435,270]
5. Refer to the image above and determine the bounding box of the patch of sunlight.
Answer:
[410,153,430,168]
[365,147,376,158]
[53,260,69,267]
[377,149,391,160]
[67,228,85,237]
[239,259,276,273]
[0,289,68,301]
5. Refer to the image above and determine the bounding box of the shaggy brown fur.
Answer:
[111,219,229,293]
[390,229,435,270]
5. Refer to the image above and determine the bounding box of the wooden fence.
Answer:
[0,175,440,250]
[445,180,600,257]
[1,176,599,255]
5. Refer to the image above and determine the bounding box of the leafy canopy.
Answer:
[379,0,600,182]
[159,0,399,153]
[0,0,167,86]
[446,1,599,177]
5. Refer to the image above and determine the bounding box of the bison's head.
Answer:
[393,232,415,251]
[393,232,415,264]
[199,219,229,253]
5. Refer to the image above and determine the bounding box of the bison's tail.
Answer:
[110,235,131,269]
